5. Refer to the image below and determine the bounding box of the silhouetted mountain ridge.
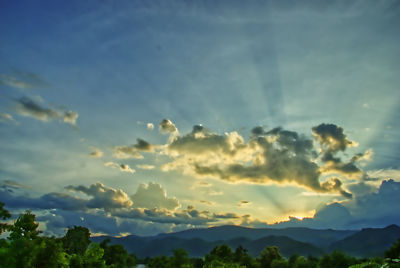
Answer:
[331,224,400,257]
[91,224,400,258]
[154,225,356,247]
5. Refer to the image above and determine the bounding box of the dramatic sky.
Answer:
[1,0,400,237]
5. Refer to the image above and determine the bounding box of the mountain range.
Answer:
[91,224,400,258]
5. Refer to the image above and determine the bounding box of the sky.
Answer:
[1,0,400,237]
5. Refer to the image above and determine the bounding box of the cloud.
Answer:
[270,179,400,229]
[113,205,241,226]
[367,169,400,181]
[238,200,251,207]
[199,200,215,206]
[208,189,224,196]
[16,96,60,121]
[104,162,135,173]
[119,164,135,174]
[0,112,17,124]
[311,124,370,178]
[0,189,87,211]
[0,71,48,89]
[14,96,78,127]
[136,164,155,170]
[312,123,356,153]
[37,210,123,237]
[0,181,246,234]
[90,148,103,158]
[65,182,133,210]
[134,138,153,151]
[0,180,31,190]
[63,110,78,127]
[131,182,180,210]
[113,138,154,159]
[147,123,154,131]
[159,122,367,197]
[159,118,178,134]
[192,181,212,188]
[349,179,400,226]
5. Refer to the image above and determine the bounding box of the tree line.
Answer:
[1,202,399,268]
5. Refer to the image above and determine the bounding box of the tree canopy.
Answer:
[0,203,398,268]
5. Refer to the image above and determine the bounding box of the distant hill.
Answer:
[93,235,323,258]
[91,224,400,258]
[330,224,400,257]
[154,225,356,248]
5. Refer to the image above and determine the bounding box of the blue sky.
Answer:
[1,0,400,236]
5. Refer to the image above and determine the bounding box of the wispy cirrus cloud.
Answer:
[0,112,17,124]
[0,71,49,90]
[136,164,155,170]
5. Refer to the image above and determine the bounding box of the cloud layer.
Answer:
[160,123,363,197]
[0,181,243,235]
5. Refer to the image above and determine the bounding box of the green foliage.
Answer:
[385,239,400,261]
[0,202,11,234]
[69,254,84,268]
[8,210,40,240]
[205,244,234,264]
[2,203,400,268]
[63,226,91,256]
[233,245,258,268]
[100,238,136,268]
[83,243,106,268]
[319,250,357,268]
[147,255,171,268]
[349,262,382,268]
[271,258,289,268]
[31,237,69,268]
[171,248,190,267]
[3,210,41,268]
[258,246,284,268]
[191,257,205,268]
